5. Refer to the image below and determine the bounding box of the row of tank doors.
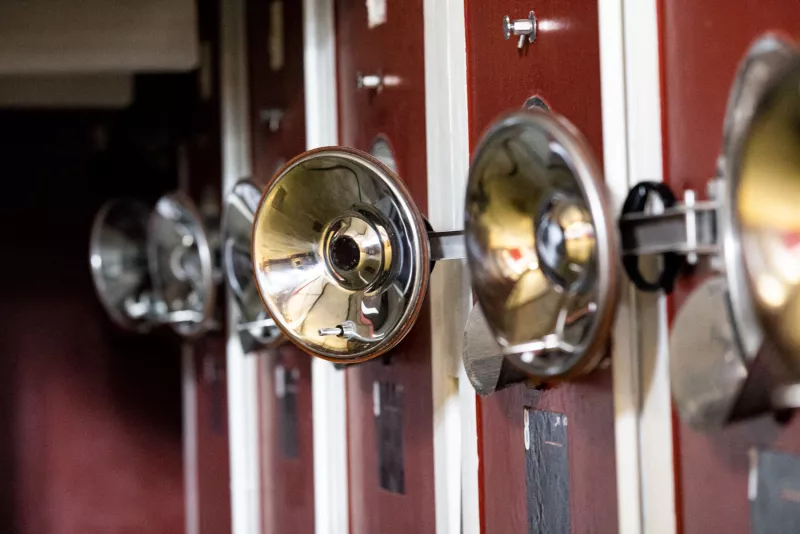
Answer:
[91,33,800,433]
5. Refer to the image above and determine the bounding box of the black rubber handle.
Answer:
[620,181,684,294]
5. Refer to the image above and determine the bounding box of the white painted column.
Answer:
[598,1,677,533]
[423,0,475,533]
[621,1,677,532]
[303,1,350,534]
[220,0,262,533]
[182,346,199,534]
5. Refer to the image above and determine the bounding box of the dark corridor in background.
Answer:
[0,74,196,533]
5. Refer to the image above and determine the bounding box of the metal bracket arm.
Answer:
[619,200,720,257]
[428,230,466,261]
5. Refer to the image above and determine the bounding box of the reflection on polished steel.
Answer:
[716,34,798,368]
[535,196,596,291]
[89,199,153,332]
[148,192,216,337]
[464,109,618,383]
[251,148,430,363]
[222,179,283,351]
[736,55,800,372]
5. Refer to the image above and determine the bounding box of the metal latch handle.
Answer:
[318,320,386,343]
[503,11,537,49]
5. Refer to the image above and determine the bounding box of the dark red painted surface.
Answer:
[186,1,233,530]
[246,1,315,532]
[335,1,435,532]
[247,0,308,183]
[0,110,185,534]
[660,3,800,533]
[194,340,233,534]
[257,345,315,533]
[465,1,618,532]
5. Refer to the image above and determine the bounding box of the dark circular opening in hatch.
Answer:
[330,236,361,271]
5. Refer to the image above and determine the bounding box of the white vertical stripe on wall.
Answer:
[221,0,263,532]
[598,0,677,533]
[598,2,644,532]
[303,1,350,534]
[621,1,677,532]
[182,346,200,534]
[423,0,475,532]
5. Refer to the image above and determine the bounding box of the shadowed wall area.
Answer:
[0,74,194,534]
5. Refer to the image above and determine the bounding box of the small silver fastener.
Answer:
[503,11,537,49]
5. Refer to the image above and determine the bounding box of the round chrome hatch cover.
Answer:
[464,109,619,380]
[251,147,429,363]
[148,193,216,337]
[222,179,283,349]
[90,199,153,332]
[734,53,800,372]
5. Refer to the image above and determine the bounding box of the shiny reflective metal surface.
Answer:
[670,276,747,428]
[465,109,618,380]
[463,304,505,395]
[523,95,550,112]
[148,192,216,337]
[719,34,797,366]
[463,304,530,395]
[89,199,153,332]
[662,34,800,429]
[429,230,467,261]
[734,54,800,372]
[222,179,283,349]
[356,72,383,92]
[502,11,536,49]
[251,147,429,362]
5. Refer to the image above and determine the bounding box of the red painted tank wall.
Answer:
[0,109,185,534]
[335,1,436,532]
[660,2,800,533]
[464,1,618,531]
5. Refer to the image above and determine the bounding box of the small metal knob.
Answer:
[259,108,284,132]
[319,324,348,337]
[356,72,383,92]
[503,11,537,49]
[318,321,385,343]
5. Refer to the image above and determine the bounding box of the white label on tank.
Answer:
[366,0,387,28]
